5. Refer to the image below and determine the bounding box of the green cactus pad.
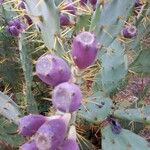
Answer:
[0,91,21,124]
[130,48,150,75]
[114,106,150,124]
[24,0,60,49]
[78,92,112,123]
[100,40,128,94]
[102,125,150,150]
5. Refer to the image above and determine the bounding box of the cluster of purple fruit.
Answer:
[19,114,79,150]
[18,31,98,149]
[5,0,32,37]
[60,0,98,26]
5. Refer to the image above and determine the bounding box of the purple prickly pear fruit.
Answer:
[19,140,38,150]
[8,19,23,30]
[89,0,97,5]
[18,114,46,136]
[60,14,70,26]
[64,1,76,15]
[80,0,88,6]
[134,0,142,7]
[122,25,137,38]
[0,0,4,5]
[18,1,26,9]
[89,0,97,10]
[24,15,33,25]
[6,18,24,36]
[35,54,71,86]
[52,82,82,112]
[34,114,71,150]
[71,31,98,69]
[5,26,20,37]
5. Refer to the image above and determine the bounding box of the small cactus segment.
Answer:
[24,0,60,50]
[114,106,150,124]
[36,54,71,86]
[130,48,150,75]
[19,34,38,113]
[18,114,46,136]
[102,125,150,150]
[71,31,98,69]
[20,140,38,150]
[78,92,112,123]
[33,115,69,150]
[100,40,128,94]
[0,91,21,124]
[122,25,137,38]
[96,0,134,46]
[52,82,82,112]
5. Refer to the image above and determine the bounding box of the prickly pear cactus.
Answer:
[0,0,150,149]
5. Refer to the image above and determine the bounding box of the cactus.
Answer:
[100,40,128,94]
[78,91,112,123]
[130,47,150,75]
[114,106,150,124]
[102,125,150,150]
[0,91,21,124]
[24,0,60,50]
[0,0,150,149]
[19,33,38,113]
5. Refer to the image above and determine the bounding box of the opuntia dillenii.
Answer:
[34,114,70,150]
[5,18,24,36]
[20,140,38,150]
[18,1,26,9]
[52,82,82,112]
[18,114,46,136]
[122,25,137,38]
[71,31,98,69]
[80,0,88,6]
[134,0,142,7]
[24,15,33,25]
[60,14,70,26]
[64,1,76,15]
[35,54,71,86]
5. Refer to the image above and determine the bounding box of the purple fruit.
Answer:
[18,1,26,9]
[80,0,88,6]
[89,0,97,5]
[18,114,46,136]
[6,18,24,36]
[71,31,98,69]
[35,54,71,86]
[60,14,70,26]
[60,139,80,150]
[24,15,33,25]
[0,0,3,5]
[8,19,23,30]
[52,82,82,112]
[122,25,137,38]
[134,0,142,7]
[20,140,38,150]
[5,26,20,36]
[34,114,70,150]
[64,1,76,15]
